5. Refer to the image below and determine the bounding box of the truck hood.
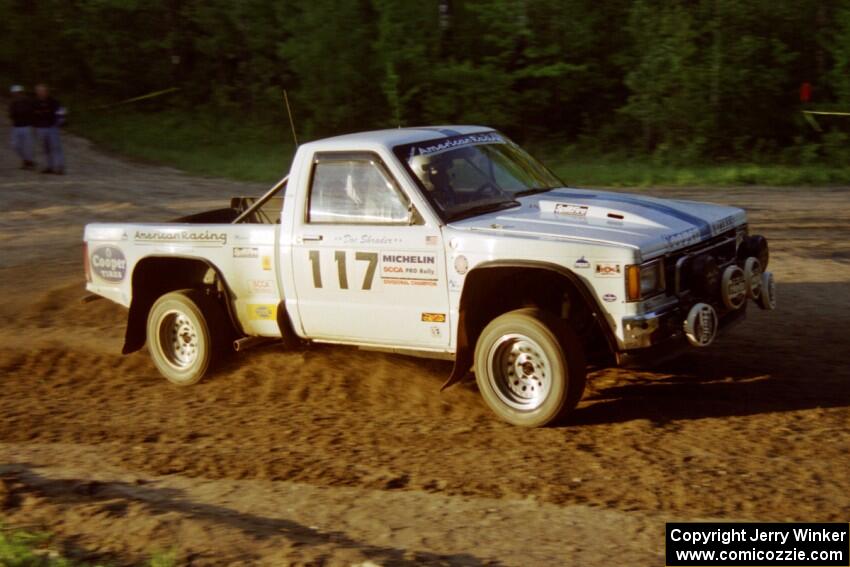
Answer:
[448,188,746,259]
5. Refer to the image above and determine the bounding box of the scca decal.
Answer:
[90,246,127,282]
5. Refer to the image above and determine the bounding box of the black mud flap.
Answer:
[441,357,471,391]
[123,299,148,355]
[441,319,471,391]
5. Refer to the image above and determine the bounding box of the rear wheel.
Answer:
[474,308,586,427]
[146,289,231,385]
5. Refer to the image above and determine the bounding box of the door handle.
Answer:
[302,234,323,242]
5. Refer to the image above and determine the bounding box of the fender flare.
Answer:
[441,259,617,390]
[123,254,245,354]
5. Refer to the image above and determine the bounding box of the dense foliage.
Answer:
[1,0,848,161]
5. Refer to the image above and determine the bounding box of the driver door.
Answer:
[291,152,450,348]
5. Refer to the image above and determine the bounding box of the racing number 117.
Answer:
[308,250,378,290]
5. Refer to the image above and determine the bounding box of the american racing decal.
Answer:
[247,304,277,321]
[603,293,617,302]
[421,312,446,323]
[90,246,127,282]
[595,262,622,277]
[134,229,227,246]
[382,253,438,286]
[233,247,258,258]
[554,203,588,217]
[574,256,590,269]
[410,132,504,158]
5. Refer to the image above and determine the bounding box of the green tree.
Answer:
[826,4,850,104]
[279,0,384,137]
[621,0,703,152]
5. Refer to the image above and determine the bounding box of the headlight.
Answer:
[626,259,665,301]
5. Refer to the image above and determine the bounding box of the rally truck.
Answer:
[83,126,776,427]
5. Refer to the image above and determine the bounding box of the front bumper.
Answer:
[617,304,747,367]
[614,229,775,366]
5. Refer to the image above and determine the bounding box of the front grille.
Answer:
[664,229,739,297]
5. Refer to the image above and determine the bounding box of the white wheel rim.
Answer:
[486,333,553,411]
[158,309,200,369]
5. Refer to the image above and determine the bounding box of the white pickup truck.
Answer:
[84,126,775,426]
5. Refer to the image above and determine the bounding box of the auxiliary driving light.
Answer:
[721,265,747,310]
[757,271,776,310]
[684,302,718,347]
[743,257,762,300]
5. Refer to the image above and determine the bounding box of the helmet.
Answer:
[409,153,438,191]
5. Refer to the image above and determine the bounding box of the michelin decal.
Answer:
[382,253,438,285]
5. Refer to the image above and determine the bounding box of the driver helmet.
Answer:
[409,153,449,194]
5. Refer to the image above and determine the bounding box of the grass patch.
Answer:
[537,147,850,187]
[68,106,850,187]
[0,522,176,567]
[71,107,294,184]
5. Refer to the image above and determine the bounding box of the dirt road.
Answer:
[1,117,848,566]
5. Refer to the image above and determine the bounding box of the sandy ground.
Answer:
[0,115,849,566]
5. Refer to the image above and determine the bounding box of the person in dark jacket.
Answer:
[8,85,35,169]
[31,83,65,174]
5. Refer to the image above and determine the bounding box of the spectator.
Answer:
[8,85,35,170]
[31,83,65,174]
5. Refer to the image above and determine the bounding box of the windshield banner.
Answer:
[408,132,505,158]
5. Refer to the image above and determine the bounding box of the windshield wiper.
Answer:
[515,186,556,197]
[447,199,521,222]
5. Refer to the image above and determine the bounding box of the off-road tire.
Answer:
[146,289,231,386]
[474,307,586,427]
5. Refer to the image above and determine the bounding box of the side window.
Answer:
[309,158,409,224]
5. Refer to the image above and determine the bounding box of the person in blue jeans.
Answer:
[8,85,35,169]
[31,83,65,174]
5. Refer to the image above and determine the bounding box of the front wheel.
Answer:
[474,308,586,427]
[146,289,230,386]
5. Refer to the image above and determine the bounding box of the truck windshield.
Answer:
[394,132,563,221]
